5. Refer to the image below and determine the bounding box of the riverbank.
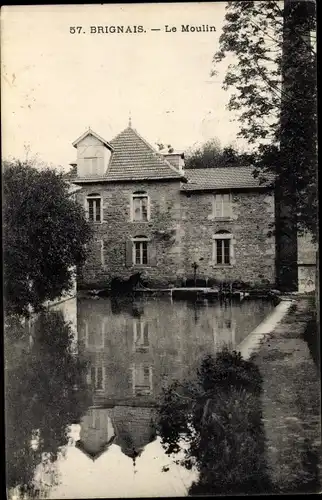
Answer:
[250,298,321,493]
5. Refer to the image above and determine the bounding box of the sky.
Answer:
[1,2,241,171]
[33,432,198,499]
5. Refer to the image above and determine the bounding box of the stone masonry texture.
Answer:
[76,181,276,289]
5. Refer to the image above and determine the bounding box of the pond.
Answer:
[6,295,274,499]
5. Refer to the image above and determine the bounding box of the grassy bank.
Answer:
[250,298,321,493]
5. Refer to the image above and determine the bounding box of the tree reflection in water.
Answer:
[5,310,91,498]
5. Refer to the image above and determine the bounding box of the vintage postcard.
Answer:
[2,1,319,498]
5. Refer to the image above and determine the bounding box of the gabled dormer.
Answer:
[72,128,114,177]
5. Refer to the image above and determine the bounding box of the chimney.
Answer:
[162,152,185,174]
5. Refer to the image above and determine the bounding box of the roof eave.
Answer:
[73,175,185,184]
[181,183,275,192]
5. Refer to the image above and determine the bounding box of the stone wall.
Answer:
[180,189,276,285]
[77,180,184,288]
[76,182,276,288]
[297,232,316,293]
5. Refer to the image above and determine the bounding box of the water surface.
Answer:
[6,295,274,499]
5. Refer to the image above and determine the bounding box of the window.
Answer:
[132,192,149,221]
[87,365,105,391]
[133,236,148,265]
[86,193,102,222]
[125,236,157,267]
[84,157,99,175]
[213,193,232,219]
[84,319,105,349]
[213,231,234,266]
[90,409,101,429]
[133,320,149,352]
[131,363,153,396]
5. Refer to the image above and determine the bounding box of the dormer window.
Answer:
[86,193,102,222]
[84,157,99,176]
[131,191,150,222]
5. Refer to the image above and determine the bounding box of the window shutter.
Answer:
[148,241,157,266]
[212,240,217,263]
[223,194,231,218]
[125,240,133,267]
[102,366,106,390]
[214,195,222,218]
[101,240,105,267]
[93,239,101,261]
[85,199,89,220]
[230,238,236,265]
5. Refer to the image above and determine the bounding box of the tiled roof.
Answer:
[111,406,157,459]
[182,167,275,191]
[75,127,184,182]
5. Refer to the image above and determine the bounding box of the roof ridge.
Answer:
[109,126,131,144]
[109,126,184,178]
[72,128,114,150]
[129,127,184,177]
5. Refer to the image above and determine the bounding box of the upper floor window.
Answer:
[213,230,234,266]
[213,193,232,219]
[87,363,105,391]
[131,191,150,222]
[86,193,102,222]
[84,318,105,350]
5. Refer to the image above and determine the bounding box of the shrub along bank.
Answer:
[158,348,273,495]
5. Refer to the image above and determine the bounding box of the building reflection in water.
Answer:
[76,296,273,463]
[213,300,236,350]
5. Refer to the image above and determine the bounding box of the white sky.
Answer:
[31,429,198,499]
[1,2,241,171]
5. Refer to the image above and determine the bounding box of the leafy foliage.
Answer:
[156,143,174,153]
[3,160,93,317]
[158,347,272,495]
[185,139,245,169]
[5,310,91,497]
[212,1,317,239]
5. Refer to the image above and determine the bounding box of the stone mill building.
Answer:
[68,122,316,293]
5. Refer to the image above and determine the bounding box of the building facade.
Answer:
[71,124,279,289]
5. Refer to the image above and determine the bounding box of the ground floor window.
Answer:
[133,238,148,265]
[125,237,157,267]
[213,230,234,265]
[131,363,153,396]
[133,319,149,352]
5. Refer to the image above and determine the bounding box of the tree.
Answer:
[212,1,317,243]
[5,310,91,497]
[156,143,174,153]
[185,139,244,169]
[3,160,93,317]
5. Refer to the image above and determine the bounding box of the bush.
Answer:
[189,388,271,496]
[197,349,263,396]
[302,317,320,373]
[158,347,272,495]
